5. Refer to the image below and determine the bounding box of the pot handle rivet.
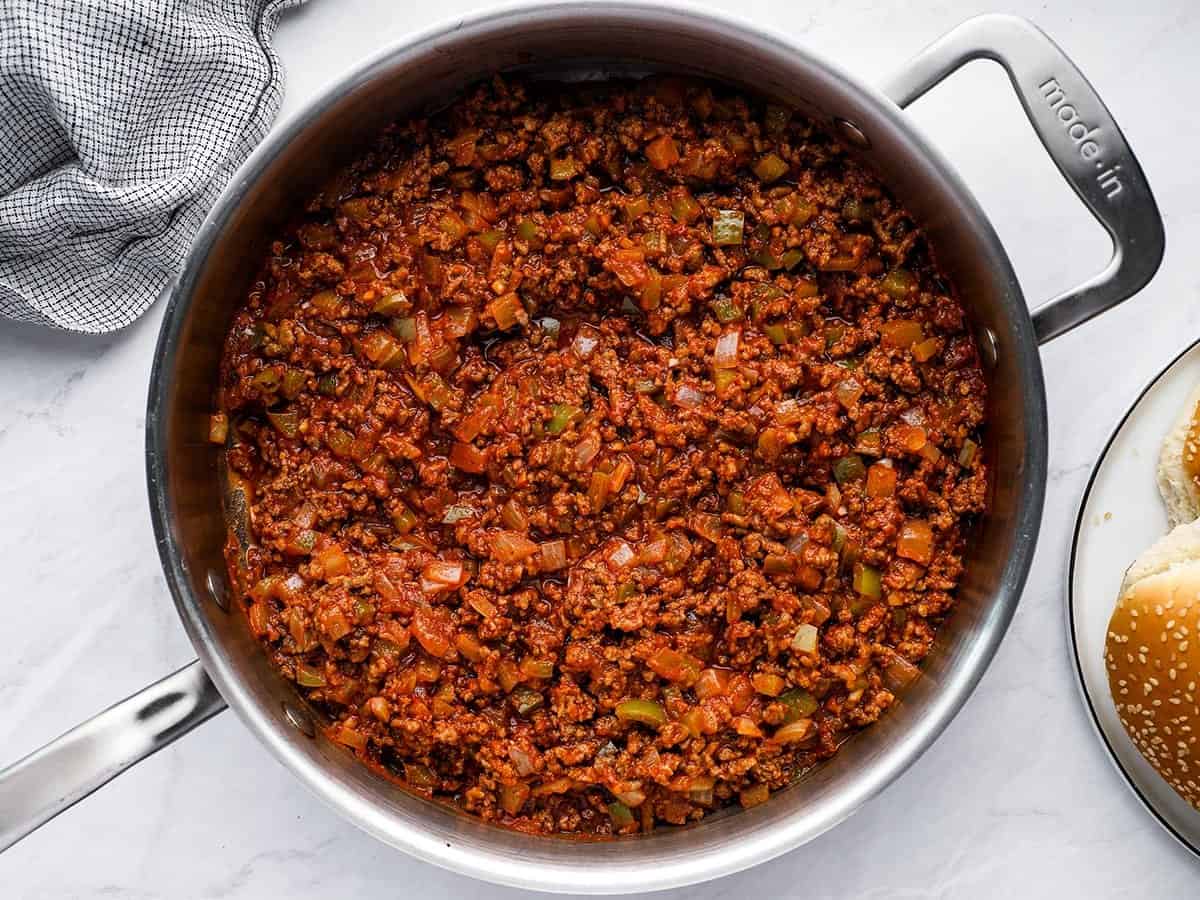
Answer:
[206,569,230,611]
[283,702,316,738]
[833,117,870,149]
[978,327,999,369]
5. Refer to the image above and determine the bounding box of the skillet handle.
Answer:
[0,659,225,852]
[881,13,1164,344]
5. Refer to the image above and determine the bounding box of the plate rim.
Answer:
[1067,334,1200,860]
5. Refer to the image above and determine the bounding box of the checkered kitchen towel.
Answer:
[0,0,305,332]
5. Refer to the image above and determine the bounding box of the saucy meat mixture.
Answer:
[216,76,989,836]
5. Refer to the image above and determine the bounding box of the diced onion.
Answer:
[896,519,934,566]
[468,595,497,618]
[773,718,815,744]
[647,648,701,686]
[492,530,538,563]
[421,560,467,591]
[834,378,863,408]
[688,512,723,543]
[712,210,745,246]
[500,499,528,532]
[866,462,897,498]
[880,319,924,349]
[674,384,704,408]
[450,441,488,474]
[688,776,715,805]
[896,423,927,452]
[549,155,581,180]
[713,330,740,369]
[775,398,804,425]
[785,533,809,555]
[752,673,786,696]
[588,470,612,510]
[733,716,763,737]
[912,337,940,362]
[208,413,228,444]
[486,293,526,330]
[919,442,943,464]
[538,540,567,572]
[441,504,476,524]
[455,633,485,662]
[792,623,818,654]
[509,746,536,777]
[605,540,636,570]
[609,456,634,493]
[333,725,368,752]
[314,544,350,580]
[511,686,545,715]
[612,786,647,807]
[739,784,769,808]
[695,667,730,699]
[500,783,530,815]
[645,134,680,170]
[410,604,454,657]
[572,327,600,359]
[882,651,922,692]
[281,573,306,601]
[575,431,601,467]
[520,658,555,679]
[247,602,271,638]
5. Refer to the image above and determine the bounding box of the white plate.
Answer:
[1070,338,1200,856]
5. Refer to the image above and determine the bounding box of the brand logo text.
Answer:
[1039,77,1122,199]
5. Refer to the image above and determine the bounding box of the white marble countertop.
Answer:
[2,0,1198,896]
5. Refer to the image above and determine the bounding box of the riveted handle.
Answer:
[882,14,1164,344]
[0,660,225,852]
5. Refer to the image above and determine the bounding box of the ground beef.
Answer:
[215,75,989,837]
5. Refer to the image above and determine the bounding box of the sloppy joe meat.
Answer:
[218,76,989,836]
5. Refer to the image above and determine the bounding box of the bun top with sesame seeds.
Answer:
[1106,522,1200,809]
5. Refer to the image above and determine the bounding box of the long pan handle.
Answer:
[0,659,225,852]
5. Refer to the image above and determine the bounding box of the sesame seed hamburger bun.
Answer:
[1106,520,1200,809]
[1157,382,1200,527]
